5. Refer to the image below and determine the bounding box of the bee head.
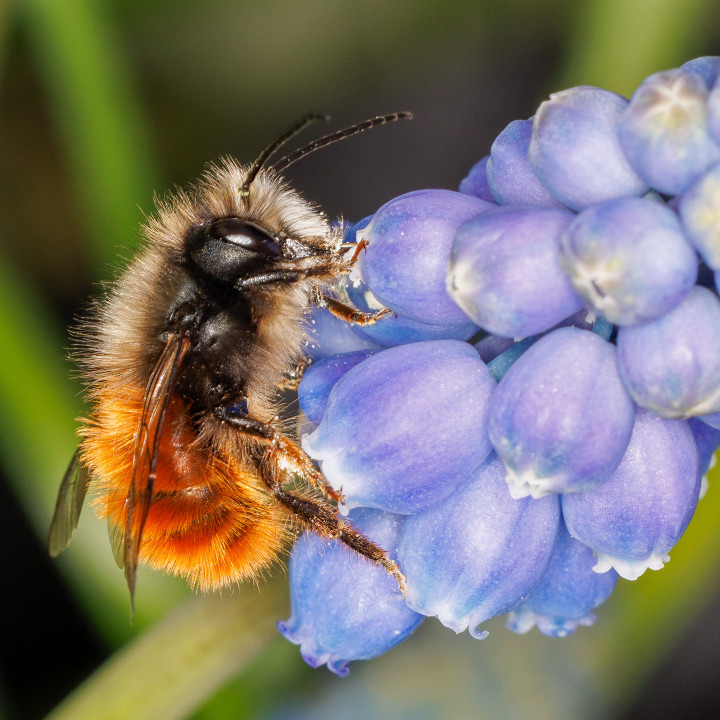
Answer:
[187,217,282,285]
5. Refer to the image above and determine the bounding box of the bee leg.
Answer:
[235,264,338,289]
[260,470,406,596]
[213,406,343,503]
[316,294,393,326]
[277,356,312,391]
[213,406,406,593]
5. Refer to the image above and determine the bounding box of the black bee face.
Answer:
[187,217,283,285]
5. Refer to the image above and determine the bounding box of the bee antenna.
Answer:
[240,112,330,199]
[270,112,413,176]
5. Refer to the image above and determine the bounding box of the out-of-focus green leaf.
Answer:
[0,254,189,643]
[556,0,710,95]
[19,0,161,274]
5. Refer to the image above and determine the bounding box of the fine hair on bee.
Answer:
[49,111,412,611]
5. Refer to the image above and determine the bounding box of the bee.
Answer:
[49,112,410,609]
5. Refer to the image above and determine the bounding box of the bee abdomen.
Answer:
[82,385,288,591]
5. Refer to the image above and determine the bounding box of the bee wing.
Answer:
[122,333,190,606]
[108,519,125,569]
[48,448,90,557]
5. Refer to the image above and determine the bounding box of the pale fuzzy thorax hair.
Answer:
[77,159,343,422]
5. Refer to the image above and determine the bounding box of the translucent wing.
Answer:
[48,448,90,557]
[108,519,125,569]
[121,333,190,608]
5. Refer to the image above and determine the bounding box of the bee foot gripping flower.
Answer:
[280,56,720,675]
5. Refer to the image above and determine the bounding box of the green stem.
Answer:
[45,590,286,720]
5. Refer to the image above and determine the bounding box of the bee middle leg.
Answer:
[277,356,312,391]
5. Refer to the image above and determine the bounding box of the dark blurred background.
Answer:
[2,1,720,719]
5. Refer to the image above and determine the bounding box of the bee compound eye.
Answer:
[208,218,282,257]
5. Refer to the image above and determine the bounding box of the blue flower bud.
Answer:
[679,162,720,270]
[616,287,720,418]
[506,520,618,638]
[303,340,496,514]
[447,206,583,337]
[298,350,378,425]
[528,86,647,210]
[486,119,566,207]
[459,155,495,202]
[680,57,720,88]
[619,69,720,195]
[474,334,516,363]
[305,307,382,359]
[357,190,492,325]
[687,417,720,497]
[559,197,698,326]
[345,281,479,347]
[563,409,700,580]
[398,453,560,638]
[489,327,635,497]
[278,509,423,676]
[708,78,720,145]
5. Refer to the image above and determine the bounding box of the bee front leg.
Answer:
[315,293,393,326]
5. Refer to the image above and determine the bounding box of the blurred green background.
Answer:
[2,0,720,718]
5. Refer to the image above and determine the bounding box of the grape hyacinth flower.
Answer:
[679,162,720,269]
[560,197,697,326]
[528,86,647,209]
[280,55,720,676]
[303,340,495,514]
[506,520,618,638]
[616,286,720,418]
[562,409,700,580]
[278,509,423,676]
[447,206,583,337]
[398,453,560,638]
[486,118,565,207]
[488,327,635,498]
[355,189,492,325]
[619,67,720,195]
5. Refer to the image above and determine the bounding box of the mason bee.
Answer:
[49,113,410,608]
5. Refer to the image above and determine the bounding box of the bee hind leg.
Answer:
[261,467,406,596]
[213,405,342,503]
[213,405,406,594]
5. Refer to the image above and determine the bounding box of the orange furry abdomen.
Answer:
[80,385,288,590]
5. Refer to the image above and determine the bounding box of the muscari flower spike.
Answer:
[279,55,720,675]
